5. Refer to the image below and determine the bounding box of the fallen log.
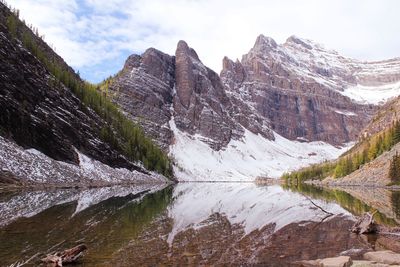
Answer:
[41,244,87,266]
[351,212,377,234]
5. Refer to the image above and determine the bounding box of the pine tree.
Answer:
[6,14,18,38]
[389,152,400,184]
[394,121,400,145]
[368,141,379,161]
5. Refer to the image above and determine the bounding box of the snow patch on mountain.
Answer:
[169,118,352,181]
[0,136,169,186]
[340,81,400,105]
[334,110,357,116]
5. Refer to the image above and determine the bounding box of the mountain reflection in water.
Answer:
[0,182,398,266]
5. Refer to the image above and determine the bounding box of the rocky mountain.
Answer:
[107,48,175,151]
[3,0,400,182]
[0,3,170,186]
[221,35,400,145]
[109,41,244,151]
[108,35,400,181]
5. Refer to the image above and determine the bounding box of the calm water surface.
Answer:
[0,182,399,266]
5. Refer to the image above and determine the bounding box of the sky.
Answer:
[10,0,400,83]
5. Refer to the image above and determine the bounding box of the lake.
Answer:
[1,182,399,266]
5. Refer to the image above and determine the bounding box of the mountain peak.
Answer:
[176,40,200,61]
[253,34,277,50]
[285,35,313,49]
[177,40,189,51]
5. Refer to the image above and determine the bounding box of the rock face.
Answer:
[110,41,244,150]
[173,40,243,149]
[220,35,400,145]
[109,48,175,150]
[361,94,400,137]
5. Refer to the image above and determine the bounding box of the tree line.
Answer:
[4,6,173,177]
[282,120,400,185]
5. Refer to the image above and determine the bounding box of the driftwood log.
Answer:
[41,244,87,267]
[351,212,377,234]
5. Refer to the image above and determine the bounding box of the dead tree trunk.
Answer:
[41,244,87,266]
[351,212,377,234]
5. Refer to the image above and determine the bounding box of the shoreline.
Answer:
[0,180,175,191]
[305,179,400,190]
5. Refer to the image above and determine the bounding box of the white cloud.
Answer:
[10,0,400,82]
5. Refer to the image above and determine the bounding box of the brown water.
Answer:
[0,183,399,266]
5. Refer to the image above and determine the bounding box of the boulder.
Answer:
[319,256,352,267]
[295,256,352,267]
[351,260,391,267]
[364,250,400,265]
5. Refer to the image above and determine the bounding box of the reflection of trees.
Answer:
[0,186,174,266]
[284,183,398,226]
[391,191,400,219]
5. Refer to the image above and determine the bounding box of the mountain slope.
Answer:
[0,3,171,186]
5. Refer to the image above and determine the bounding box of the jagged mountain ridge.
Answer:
[108,35,400,180]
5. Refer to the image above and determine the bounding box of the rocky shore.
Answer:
[297,250,400,266]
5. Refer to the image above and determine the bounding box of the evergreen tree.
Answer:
[389,152,400,184]
[368,141,379,161]
[394,121,400,145]
[6,14,18,38]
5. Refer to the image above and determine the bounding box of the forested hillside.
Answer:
[282,120,400,185]
[0,2,172,178]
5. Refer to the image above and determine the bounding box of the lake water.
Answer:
[1,183,400,266]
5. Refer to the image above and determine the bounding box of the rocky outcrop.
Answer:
[361,95,400,137]
[173,40,243,149]
[110,41,244,151]
[220,35,396,145]
[109,48,175,150]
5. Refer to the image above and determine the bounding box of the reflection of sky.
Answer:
[12,0,400,83]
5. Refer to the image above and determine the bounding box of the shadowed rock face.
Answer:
[110,41,244,151]
[0,7,139,171]
[174,40,243,150]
